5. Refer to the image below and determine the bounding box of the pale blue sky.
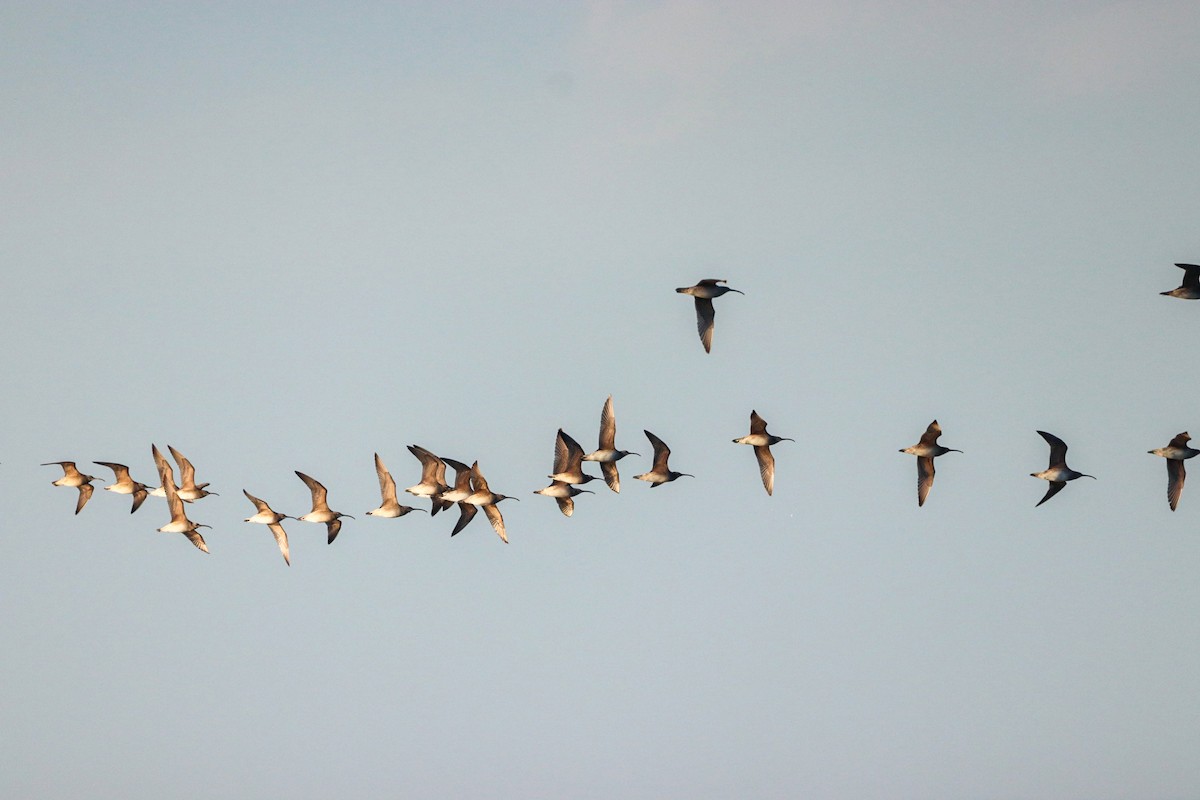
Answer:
[3,2,1200,797]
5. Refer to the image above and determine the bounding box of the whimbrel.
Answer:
[94,461,151,513]
[676,278,743,353]
[436,457,474,505]
[634,430,693,487]
[367,452,424,518]
[405,444,452,515]
[898,420,962,507]
[42,461,100,515]
[535,480,593,517]
[1148,432,1199,511]
[456,461,517,542]
[1161,263,1200,299]
[547,429,602,486]
[582,395,639,493]
[167,445,217,501]
[1030,430,1095,506]
[732,410,794,496]
[242,489,293,565]
[442,459,480,537]
[295,471,354,544]
[151,444,210,552]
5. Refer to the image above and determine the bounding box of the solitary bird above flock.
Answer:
[676,278,743,353]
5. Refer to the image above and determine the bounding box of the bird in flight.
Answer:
[676,278,743,353]
[295,471,354,544]
[366,452,424,519]
[94,461,152,514]
[898,420,961,507]
[1030,430,1095,506]
[582,395,639,493]
[732,410,794,496]
[1147,432,1199,511]
[1160,263,1200,299]
[634,430,693,487]
[151,444,211,553]
[242,489,294,566]
[42,461,101,515]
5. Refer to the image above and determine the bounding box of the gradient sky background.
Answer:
[3,2,1200,797]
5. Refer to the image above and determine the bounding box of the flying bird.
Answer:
[582,395,639,493]
[676,278,743,353]
[242,489,294,565]
[366,453,424,518]
[94,461,152,513]
[404,444,453,515]
[541,428,599,516]
[1030,430,1095,506]
[534,480,593,517]
[437,458,475,505]
[1160,263,1200,299]
[455,461,517,543]
[634,430,694,487]
[168,445,218,501]
[1147,432,1200,511]
[732,410,794,496]
[547,429,602,487]
[42,461,100,515]
[151,444,210,552]
[442,458,480,536]
[898,420,962,506]
[295,471,354,544]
